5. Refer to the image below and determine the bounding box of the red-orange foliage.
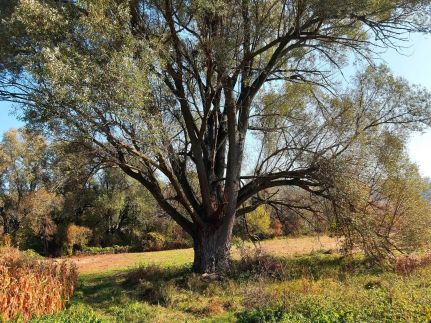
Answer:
[271,219,284,237]
[395,253,431,276]
[0,247,78,321]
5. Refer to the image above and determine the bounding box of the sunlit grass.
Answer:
[33,239,431,322]
[76,236,339,274]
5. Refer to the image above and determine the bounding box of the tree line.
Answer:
[0,129,191,255]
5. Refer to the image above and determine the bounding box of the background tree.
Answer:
[1,0,431,272]
[17,189,63,254]
[0,129,177,255]
[0,129,52,238]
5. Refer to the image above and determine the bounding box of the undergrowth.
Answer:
[34,249,431,322]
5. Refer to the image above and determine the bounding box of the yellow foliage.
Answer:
[66,224,92,254]
[20,189,63,242]
[0,234,11,247]
[0,247,78,321]
[245,205,271,236]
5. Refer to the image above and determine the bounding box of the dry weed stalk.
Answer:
[0,247,78,321]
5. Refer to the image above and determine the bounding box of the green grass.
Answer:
[78,248,194,275]
[125,248,194,268]
[31,247,431,322]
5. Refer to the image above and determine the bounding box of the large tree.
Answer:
[1,0,431,272]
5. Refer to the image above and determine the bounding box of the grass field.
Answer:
[72,236,338,274]
[30,236,431,322]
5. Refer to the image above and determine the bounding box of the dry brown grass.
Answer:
[0,247,78,321]
[253,236,340,257]
[395,253,431,276]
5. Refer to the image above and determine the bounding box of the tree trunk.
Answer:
[192,217,235,274]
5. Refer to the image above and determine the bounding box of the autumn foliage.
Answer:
[0,247,78,321]
[66,224,92,255]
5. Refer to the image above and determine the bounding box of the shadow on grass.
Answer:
[228,251,384,282]
[72,252,381,311]
[74,272,130,309]
[122,252,382,291]
[74,266,193,310]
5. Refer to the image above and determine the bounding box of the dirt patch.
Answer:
[72,236,339,274]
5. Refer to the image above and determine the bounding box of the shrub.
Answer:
[123,265,182,306]
[395,253,431,276]
[77,245,130,255]
[0,247,78,321]
[165,236,193,250]
[142,232,166,251]
[21,248,44,259]
[236,304,285,323]
[66,224,92,255]
[124,264,188,286]
[270,219,284,237]
[245,205,272,239]
[233,243,287,279]
[1,233,11,247]
[136,280,176,305]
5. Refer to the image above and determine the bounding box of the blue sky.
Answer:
[379,33,431,178]
[0,33,430,176]
[0,101,22,133]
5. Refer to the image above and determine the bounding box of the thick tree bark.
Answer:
[192,215,235,274]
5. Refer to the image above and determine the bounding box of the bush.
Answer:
[165,236,193,250]
[21,248,44,259]
[231,241,292,280]
[66,224,92,255]
[1,233,11,247]
[0,247,78,321]
[233,252,287,280]
[270,219,284,237]
[142,232,166,251]
[236,305,285,323]
[124,265,184,306]
[245,205,272,239]
[395,253,431,276]
[77,245,130,255]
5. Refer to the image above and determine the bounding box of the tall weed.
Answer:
[0,247,78,321]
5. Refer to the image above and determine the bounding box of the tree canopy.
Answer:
[1,0,431,272]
